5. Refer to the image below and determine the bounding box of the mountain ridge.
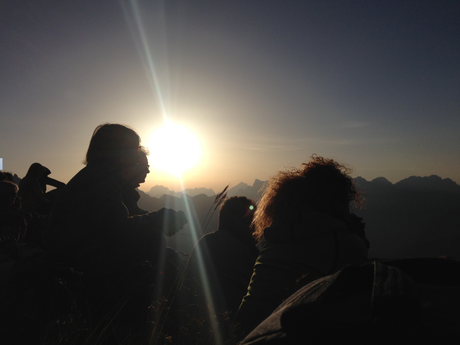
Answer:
[145,179,267,200]
[147,185,216,198]
[144,175,459,198]
[138,174,460,259]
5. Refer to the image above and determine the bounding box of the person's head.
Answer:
[253,155,362,241]
[25,163,51,179]
[0,172,15,183]
[218,196,256,236]
[85,124,140,170]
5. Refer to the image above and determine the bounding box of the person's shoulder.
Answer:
[193,230,229,250]
[66,166,89,183]
[204,229,237,241]
[202,230,248,256]
[196,230,219,244]
[68,165,116,188]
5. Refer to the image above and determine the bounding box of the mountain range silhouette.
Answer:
[147,185,216,198]
[139,175,460,259]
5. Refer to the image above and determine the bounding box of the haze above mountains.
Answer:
[139,175,460,260]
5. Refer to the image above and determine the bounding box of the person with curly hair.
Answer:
[235,155,369,338]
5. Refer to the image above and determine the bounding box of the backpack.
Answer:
[241,258,460,345]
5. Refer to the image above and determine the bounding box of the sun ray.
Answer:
[121,4,221,343]
[121,0,168,121]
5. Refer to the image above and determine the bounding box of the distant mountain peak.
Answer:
[371,177,393,185]
[148,185,173,197]
[182,187,215,197]
[253,179,265,190]
[353,176,369,189]
[395,175,459,191]
[233,182,250,189]
[147,185,215,198]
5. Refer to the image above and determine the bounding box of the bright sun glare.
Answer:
[147,121,201,176]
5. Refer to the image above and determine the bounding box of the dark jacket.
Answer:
[183,228,259,316]
[44,163,164,274]
[236,211,368,337]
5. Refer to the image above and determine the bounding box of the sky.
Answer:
[1,0,459,193]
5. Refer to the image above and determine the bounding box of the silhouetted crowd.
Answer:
[1,123,460,345]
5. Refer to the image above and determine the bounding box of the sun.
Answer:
[146,121,201,176]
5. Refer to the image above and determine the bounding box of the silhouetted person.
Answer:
[240,257,460,345]
[18,163,65,215]
[0,176,45,247]
[0,172,16,183]
[175,196,258,343]
[17,163,65,244]
[235,155,369,338]
[119,145,186,306]
[44,123,186,326]
[0,181,26,244]
[1,178,75,344]
[185,197,258,314]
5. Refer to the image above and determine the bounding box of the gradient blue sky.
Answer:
[1,0,459,193]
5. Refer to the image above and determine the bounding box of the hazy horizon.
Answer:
[137,172,460,196]
[3,160,459,194]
